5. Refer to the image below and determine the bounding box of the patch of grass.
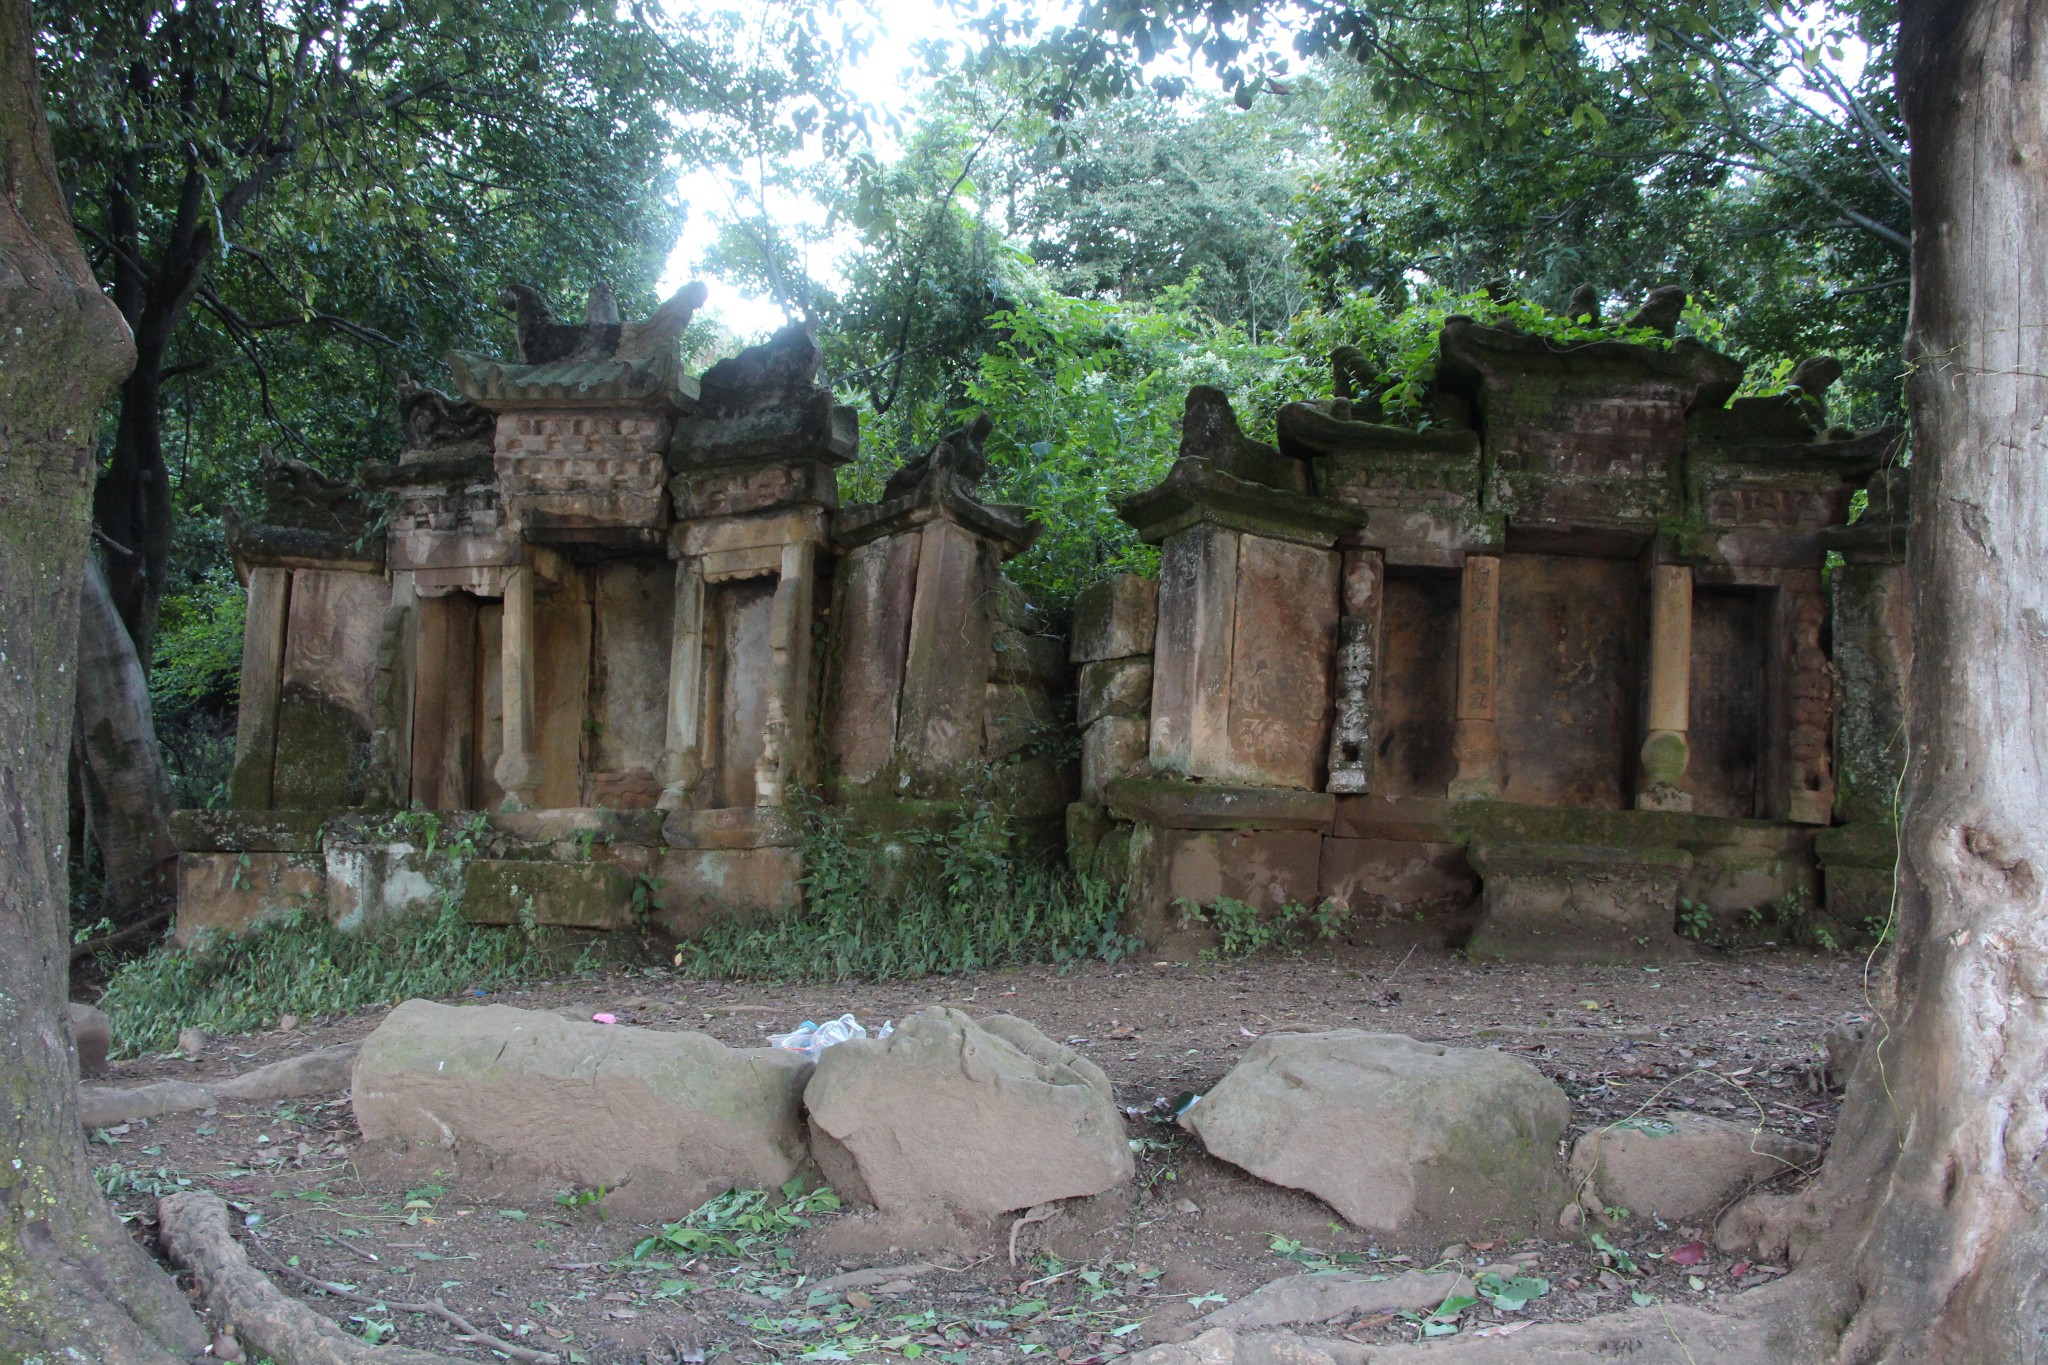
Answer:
[1176,895,1352,958]
[675,799,1137,981]
[98,901,583,1055]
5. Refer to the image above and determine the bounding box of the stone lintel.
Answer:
[1104,778,1335,832]
[361,449,495,490]
[834,469,1039,559]
[670,392,856,468]
[170,807,332,854]
[1120,458,1366,548]
[1819,519,1909,565]
[672,506,830,562]
[1689,422,1901,473]
[662,805,801,850]
[228,522,385,575]
[670,459,842,520]
[1277,401,1482,466]
[1436,316,1746,406]
[446,349,698,412]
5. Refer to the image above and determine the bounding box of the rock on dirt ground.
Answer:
[351,999,812,1216]
[1570,1111,1823,1224]
[805,1006,1134,1224]
[79,948,1867,1363]
[67,1001,111,1075]
[1185,1031,1569,1238]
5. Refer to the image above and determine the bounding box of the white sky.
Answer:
[656,1,1011,340]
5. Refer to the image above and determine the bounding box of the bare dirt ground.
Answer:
[90,944,1875,1362]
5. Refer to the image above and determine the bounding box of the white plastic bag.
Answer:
[768,1013,892,1062]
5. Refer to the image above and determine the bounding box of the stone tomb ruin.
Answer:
[175,283,1908,961]
[1067,312,1907,961]
[178,283,1067,944]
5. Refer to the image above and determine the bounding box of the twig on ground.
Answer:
[253,1235,560,1365]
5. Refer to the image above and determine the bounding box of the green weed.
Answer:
[631,1181,840,1268]
[98,900,583,1055]
[1676,899,1713,941]
[675,799,1137,981]
[1177,895,1353,958]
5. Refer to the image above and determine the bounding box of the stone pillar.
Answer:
[1448,552,1501,800]
[493,563,541,810]
[897,520,1000,788]
[755,538,817,807]
[1783,576,1835,824]
[1637,563,1694,812]
[1328,548,1384,794]
[227,566,292,809]
[657,558,706,811]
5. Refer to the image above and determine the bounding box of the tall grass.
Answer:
[97,902,582,1055]
[677,800,1136,981]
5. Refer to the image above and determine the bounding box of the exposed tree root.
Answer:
[156,1191,474,1365]
[79,1044,358,1126]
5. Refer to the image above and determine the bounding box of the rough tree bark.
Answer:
[74,555,178,915]
[1814,2,2048,1358]
[0,0,207,1356]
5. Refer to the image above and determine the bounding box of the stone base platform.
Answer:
[1077,780,1822,963]
[169,805,803,946]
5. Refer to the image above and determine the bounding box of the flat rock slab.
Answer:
[1198,1270,1475,1329]
[352,1000,810,1217]
[1185,1031,1568,1237]
[1570,1111,1822,1222]
[804,1007,1133,1223]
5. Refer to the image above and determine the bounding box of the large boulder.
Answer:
[803,1008,1133,1223]
[1569,1111,1821,1222]
[1184,1031,1568,1236]
[352,1000,811,1216]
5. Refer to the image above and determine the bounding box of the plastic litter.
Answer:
[769,1013,892,1062]
[591,1012,618,1025]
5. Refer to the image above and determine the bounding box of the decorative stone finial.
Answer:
[583,281,620,326]
[1626,285,1687,336]
[696,321,823,416]
[618,280,709,361]
[883,413,994,500]
[1565,283,1599,323]
[396,375,493,451]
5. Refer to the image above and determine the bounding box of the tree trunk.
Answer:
[1815,3,2048,1357]
[74,554,177,915]
[0,0,207,1357]
[93,351,176,664]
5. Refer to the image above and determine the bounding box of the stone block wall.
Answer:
[1071,575,1156,807]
